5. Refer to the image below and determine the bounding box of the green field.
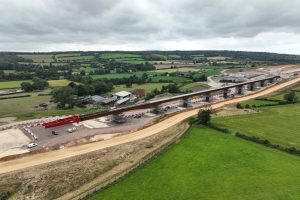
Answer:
[113,83,169,94]
[16,107,102,121]
[80,66,96,73]
[180,82,210,92]
[240,99,278,107]
[88,127,300,200]
[91,72,142,79]
[268,87,300,101]
[0,80,74,89]
[152,67,200,73]
[239,84,300,107]
[99,53,146,64]
[99,53,142,59]
[48,80,75,87]
[213,103,300,148]
[0,90,54,117]
[0,80,32,89]
[91,71,190,83]
[151,75,191,83]
[3,70,16,74]
[18,54,54,63]
[56,55,94,62]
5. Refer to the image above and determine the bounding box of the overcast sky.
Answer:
[1,0,300,54]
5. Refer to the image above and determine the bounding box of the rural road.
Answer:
[0,76,300,174]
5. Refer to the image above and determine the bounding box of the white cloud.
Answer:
[0,0,300,54]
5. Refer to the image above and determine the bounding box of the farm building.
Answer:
[115,91,132,100]
[102,96,117,105]
[91,95,104,104]
[116,97,130,105]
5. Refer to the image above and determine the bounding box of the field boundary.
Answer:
[64,121,191,200]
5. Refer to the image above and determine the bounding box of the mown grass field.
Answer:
[0,90,54,117]
[0,80,74,89]
[48,80,75,87]
[213,103,300,148]
[88,127,300,200]
[0,80,32,89]
[113,83,169,94]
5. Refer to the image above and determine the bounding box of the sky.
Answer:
[0,0,300,54]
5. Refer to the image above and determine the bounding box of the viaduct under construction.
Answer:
[42,75,280,128]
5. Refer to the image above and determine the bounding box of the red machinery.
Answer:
[42,116,81,128]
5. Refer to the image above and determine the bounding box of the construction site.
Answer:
[0,65,299,160]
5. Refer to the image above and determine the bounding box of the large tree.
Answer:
[52,87,75,108]
[197,109,212,125]
[21,82,34,92]
[284,91,298,103]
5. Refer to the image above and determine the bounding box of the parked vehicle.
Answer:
[52,131,59,135]
[27,143,38,148]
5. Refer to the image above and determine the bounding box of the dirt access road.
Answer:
[1,76,300,174]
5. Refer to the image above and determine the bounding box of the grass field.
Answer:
[240,99,278,107]
[113,83,169,94]
[0,80,32,89]
[91,72,141,79]
[48,80,75,87]
[88,127,300,200]
[213,103,300,148]
[18,54,54,63]
[16,107,102,121]
[0,90,54,117]
[3,70,16,74]
[0,88,100,119]
[268,87,300,101]
[151,75,191,83]
[91,71,190,83]
[99,53,146,64]
[0,80,74,89]
[152,67,200,73]
[99,53,142,59]
[80,66,96,73]
[56,55,94,62]
[180,82,210,92]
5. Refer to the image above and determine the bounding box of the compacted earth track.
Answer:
[0,76,299,174]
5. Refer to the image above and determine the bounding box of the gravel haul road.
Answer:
[0,77,299,174]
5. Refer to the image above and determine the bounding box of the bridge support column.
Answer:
[249,83,256,91]
[223,89,229,99]
[236,86,244,95]
[182,98,191,108]
[204,94,212,102]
